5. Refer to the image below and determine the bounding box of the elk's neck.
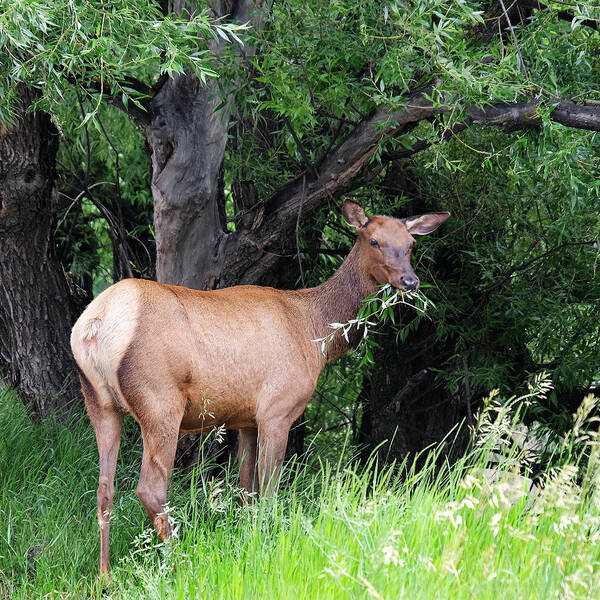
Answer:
[303,243,377,363]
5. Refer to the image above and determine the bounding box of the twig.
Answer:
[75,89,92,189]
[314,285,435,356]
[55,182,116,233]
[56,160,133,278]
[295,175,306,288]
[499,0,529,79]
[470,239,597,317]
[284,116,319,179]
[95,115,134,279]
[483,239,597,293]
[381,123,470,162]
[313,389,353,422]
[462,352,474,427]
[315,109,360,126]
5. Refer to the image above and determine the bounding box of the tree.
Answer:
[140,0,600,458]
[0,86,78,415]
[1,0,599,464]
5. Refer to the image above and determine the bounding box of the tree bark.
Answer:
[146,0,261,289]
[0,86,78,417]
[147,75,229,288]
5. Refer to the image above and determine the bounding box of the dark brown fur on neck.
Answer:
[302,243,377,362]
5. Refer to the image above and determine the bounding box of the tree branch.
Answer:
[468,98,600,132]
[499,0,530,78]
[219,91,600,286]
[265,94,600,220]
[468,0,535,46]
[550,100,600,131]
[381,123,471,162]
[520,0,599,31]
[265,88,444,216]
[284,116,319,179]
[66,75,153,127]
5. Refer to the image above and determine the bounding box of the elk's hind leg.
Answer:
[238,428,258,501]
[81,374,124,575]
[257,418,291,496]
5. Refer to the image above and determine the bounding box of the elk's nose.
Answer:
[401,275,419,291]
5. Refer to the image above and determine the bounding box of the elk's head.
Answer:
[342,200,450,292]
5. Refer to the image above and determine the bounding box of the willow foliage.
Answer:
[0,0,242,125]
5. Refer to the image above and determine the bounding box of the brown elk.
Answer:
[71,200,449,574]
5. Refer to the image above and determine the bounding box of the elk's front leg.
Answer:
[257,419,290,496]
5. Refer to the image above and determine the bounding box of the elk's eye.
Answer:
[370,238,379,248]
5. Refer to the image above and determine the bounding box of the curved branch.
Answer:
[551,100,600,131]
[266,95,600,220]
[265,88,443,216]
[218,92,599,286]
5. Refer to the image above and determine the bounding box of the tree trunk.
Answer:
[146,0,262,290]
[0,86,78,417]
[147,76,229,289]
[358,310,535,465]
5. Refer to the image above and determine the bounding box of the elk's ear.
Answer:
[342,200,369,229]
[403,212,450,235]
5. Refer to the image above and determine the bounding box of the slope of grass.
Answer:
[1,385,599,599]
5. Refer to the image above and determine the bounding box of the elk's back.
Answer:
[71,279,321,430]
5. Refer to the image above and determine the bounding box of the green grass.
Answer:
[1,385,599,599]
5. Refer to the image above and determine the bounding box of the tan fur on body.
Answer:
[71,201,449,575]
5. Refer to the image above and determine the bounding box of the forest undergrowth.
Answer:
[0,378,599,600]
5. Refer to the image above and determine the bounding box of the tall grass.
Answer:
[1,383,599,599]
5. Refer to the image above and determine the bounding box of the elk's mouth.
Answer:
[390,279,419,293]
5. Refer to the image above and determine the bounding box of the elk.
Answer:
[71,200,449,574]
